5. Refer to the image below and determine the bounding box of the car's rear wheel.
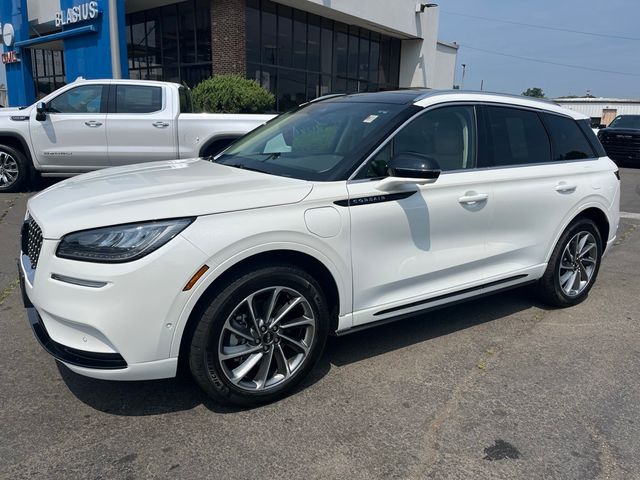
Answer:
[537,218,603,307]
[189,264,329,406]
[0,145,30,193]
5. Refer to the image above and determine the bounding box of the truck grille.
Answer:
[599,132,640,162]
[21,216,43,269]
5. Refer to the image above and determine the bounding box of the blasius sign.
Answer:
[55,1,100,27]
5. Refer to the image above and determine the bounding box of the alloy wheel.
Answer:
[213,286,316,392]
[558,231,598,297]
[0,152,19,188]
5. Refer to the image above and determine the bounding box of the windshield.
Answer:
[215,101,409,181]
[608,115,640,129]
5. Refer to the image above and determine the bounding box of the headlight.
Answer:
[56,218,195,263]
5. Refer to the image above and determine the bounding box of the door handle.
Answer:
[152,121,169,128]
[84,121,102,128]
[555,182,577,193]
[458,193,488,205]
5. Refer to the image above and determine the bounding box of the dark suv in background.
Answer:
[598,115,640,167]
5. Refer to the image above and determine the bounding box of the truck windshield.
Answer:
[608,115,640,129]
[215,101,409,181]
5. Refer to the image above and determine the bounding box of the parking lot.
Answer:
[1,169,639,480]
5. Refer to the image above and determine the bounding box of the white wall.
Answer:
[27,0,60,25]
[432,42,457,89]
[275,0,426,38]
[556,101,640,119]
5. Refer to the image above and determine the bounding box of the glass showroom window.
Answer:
[246,0,401,112]
[125,0,212,87]
[31,50,66,99]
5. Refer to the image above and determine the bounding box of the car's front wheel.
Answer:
[0,145,30,193]
[189,264,330,406]
[537,217,603,307]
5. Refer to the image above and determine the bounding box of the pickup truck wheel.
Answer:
[189,264,329,406]
[0,145,30,193]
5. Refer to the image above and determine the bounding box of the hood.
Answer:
[28,158,313,238]
[600,128,640,135]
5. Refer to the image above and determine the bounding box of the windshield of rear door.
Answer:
[608,115,640,129]
[215,101,410,181]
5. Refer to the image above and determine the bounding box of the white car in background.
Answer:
[0,79,273,192]
[20,90,620,406]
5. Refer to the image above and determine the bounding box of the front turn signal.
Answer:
[183,265,209,291]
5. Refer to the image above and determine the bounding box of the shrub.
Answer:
[191,74,275,113]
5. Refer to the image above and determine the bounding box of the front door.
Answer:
[347,105,494,326]
[29,83,109,170]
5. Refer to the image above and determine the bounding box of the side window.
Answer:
[179,87,193,113]
[485,106,551,166]
[115,85,163,113]
[543,113,595,160]
[48,85,104,114]
[357,105,477,178]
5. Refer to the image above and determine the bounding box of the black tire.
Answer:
[189,263,330,407]
[0,144,31,193]
[537,218,603,307]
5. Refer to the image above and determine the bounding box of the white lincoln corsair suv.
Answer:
[20,90,620,406]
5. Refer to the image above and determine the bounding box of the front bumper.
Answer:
[19,231,208,381]
[25,306,128,370]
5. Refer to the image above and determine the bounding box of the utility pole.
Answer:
[480,79,484,91]
[109,0,122,78]
[461,64,467,90]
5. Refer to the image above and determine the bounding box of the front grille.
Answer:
[21,216,43,269]
[599,132,640,161]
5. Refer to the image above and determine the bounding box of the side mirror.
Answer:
[36,102,47,121]
[376,152,441,192]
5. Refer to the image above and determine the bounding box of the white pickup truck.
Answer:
[0,79,275,192]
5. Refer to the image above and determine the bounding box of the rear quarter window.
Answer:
[179,87,193,114]
[543,113,596,160]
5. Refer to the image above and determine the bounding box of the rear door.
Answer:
[106,83,177,166]
[29,83,109,170]
[480,105,598,280]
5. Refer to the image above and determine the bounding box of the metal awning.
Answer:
[14,25,97,49]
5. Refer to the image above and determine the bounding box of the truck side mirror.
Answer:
[36,102,47,121]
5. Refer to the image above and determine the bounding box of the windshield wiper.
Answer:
[229,163,266,174]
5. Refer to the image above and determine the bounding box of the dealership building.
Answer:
[0,0,457,110]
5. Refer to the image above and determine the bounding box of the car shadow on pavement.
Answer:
[57,287,549,416]
[325,287,544,367]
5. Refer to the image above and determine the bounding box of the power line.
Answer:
[458,44,640,77]
[442,11,640,41]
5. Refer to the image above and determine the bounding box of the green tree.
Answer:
[192,75,275,113]
[522,87,545,98]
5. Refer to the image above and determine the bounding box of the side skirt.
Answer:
[335,276,536,336]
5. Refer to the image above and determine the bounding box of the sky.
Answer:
[437,0,640,99]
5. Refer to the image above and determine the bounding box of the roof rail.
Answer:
[300,93,347,106]
[413,89,561,106]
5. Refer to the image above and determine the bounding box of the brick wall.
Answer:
[211,0,246,76]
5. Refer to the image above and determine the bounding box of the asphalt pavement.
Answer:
[0,169,639,480]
